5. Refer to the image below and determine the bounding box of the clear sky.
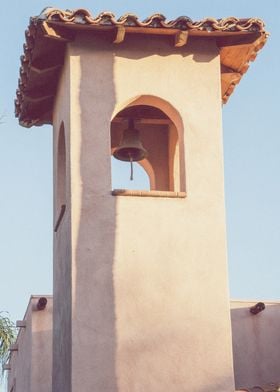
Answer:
[0,0,279,329]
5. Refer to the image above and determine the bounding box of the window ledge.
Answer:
[112,189,186,198]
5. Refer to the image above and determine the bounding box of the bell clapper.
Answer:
[129,154,134,181]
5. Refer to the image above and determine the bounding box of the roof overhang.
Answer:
[15,8,268,128]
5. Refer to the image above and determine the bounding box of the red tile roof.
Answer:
[15,8,268,127]
[36,8,265,32]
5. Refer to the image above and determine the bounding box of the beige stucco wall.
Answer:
[8,305,32,392]
[231,300,280,389]
[52,49,72,392]
[7,296,52,392]
[53,34,235,392]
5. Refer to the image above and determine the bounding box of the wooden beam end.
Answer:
[41,21,74,42]
[113,26,126,44]
[175,31,189,47]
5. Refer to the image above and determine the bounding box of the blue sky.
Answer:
[0,0,279,328]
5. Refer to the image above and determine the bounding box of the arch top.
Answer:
[111,95,184,132]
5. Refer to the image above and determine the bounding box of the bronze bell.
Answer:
[113,119,148,162]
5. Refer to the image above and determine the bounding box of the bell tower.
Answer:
[16,8,267,392]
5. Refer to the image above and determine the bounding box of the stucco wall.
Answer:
[53,33,235,392]
[8,305,32,392]
[231,300,280,389]
[52,49,72,392]
[7,296,52,392]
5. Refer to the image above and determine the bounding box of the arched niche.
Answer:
[111,96,185,193]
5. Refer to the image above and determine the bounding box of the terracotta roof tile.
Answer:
[37,7,265,32]
[15,8,268,127]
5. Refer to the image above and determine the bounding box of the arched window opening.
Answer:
[111,102,183,195]
[55,122,66,231]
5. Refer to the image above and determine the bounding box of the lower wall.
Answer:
[7,296,53,392]
[231,300,280,389]
[7,297,280,392]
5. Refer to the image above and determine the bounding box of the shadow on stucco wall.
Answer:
[72,33,118,392]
